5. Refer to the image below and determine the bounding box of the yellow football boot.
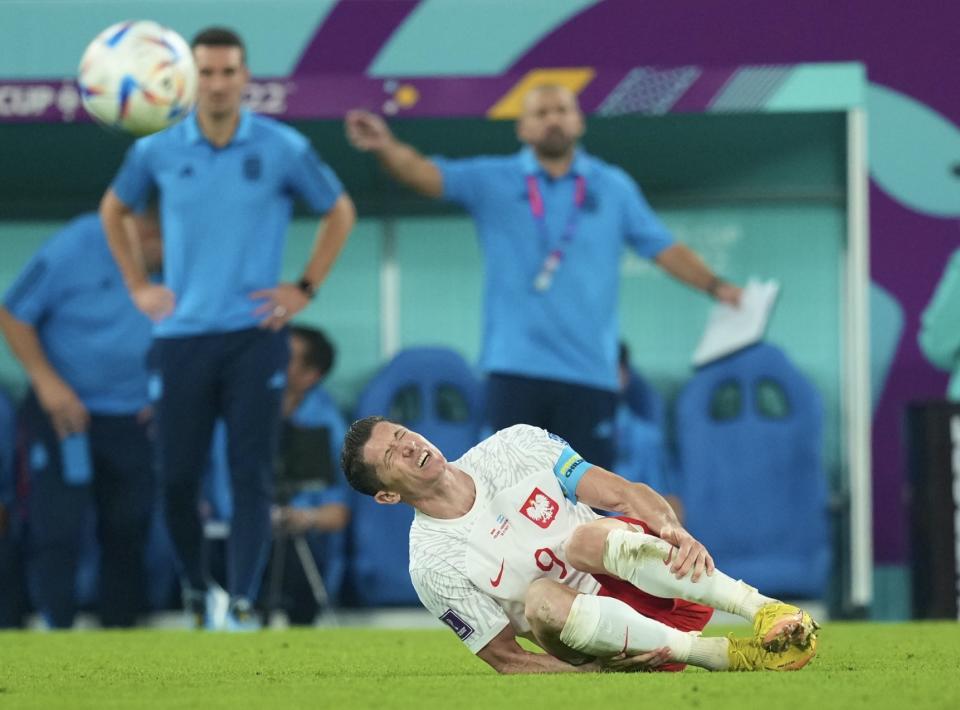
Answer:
[727,634,818,671]
[752,602,819,651]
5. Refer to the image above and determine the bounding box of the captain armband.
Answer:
[552,444,592,502]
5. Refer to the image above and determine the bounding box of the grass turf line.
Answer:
[0,622,958,709]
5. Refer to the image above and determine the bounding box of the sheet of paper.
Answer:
[692,278,780,367]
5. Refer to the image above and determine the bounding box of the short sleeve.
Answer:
[620,173,674,258]
[2,230,70,325]
[285,143,344,214]
[432,156,489,210]
[111,140,156,210]
[410,566,511,654]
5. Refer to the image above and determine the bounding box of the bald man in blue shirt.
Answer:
[100,27,356,629]
[346,86,740,470]
[0,209,161,628]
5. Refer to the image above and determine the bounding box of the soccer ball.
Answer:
[78,20,197,136]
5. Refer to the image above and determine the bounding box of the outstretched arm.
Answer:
[655,243,742,306]
[345,109,443,198]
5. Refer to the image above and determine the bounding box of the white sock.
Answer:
[688,636,731,671]
[602,528,776,620]
[559,594,694,663]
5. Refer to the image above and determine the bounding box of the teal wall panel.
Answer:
[620,205,844,479]
[394,216,482,359]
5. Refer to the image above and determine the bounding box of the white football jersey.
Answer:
[409,425,602,654]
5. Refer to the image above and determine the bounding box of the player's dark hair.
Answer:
[341,416,386,496]
[191,26,246,63]
[291,325,335,378]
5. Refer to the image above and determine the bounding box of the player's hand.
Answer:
[34,372,89,438]
[714,281,742,307]
[599,647,672,672]
[274,506,317,534]
[251,284,310,331]
[345,110,395,152]
[131,283,175,321]
[658,523,715,582]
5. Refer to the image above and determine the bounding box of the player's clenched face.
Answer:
[516,86,585,160]
[193,45,248,121]
[364,421,447,498]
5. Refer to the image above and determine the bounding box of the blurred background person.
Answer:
[0,384,26,628]
[99,27,355,629]
[203,325,350,626]
[614,341,683,521]
[0,206,161,628]
[346,84,740,472]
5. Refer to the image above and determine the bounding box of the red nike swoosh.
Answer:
[490,560,505,587]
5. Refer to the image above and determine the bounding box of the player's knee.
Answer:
[524,579,570,633]
[563,522,607,572]
[602,528,673,579]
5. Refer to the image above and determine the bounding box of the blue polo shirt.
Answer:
[3,214,153,414]
[110,110,344,337]
[435,147,673,391]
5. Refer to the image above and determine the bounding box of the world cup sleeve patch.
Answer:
[552,444,591,502]
[440,609,475,641]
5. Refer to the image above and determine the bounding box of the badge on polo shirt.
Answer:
[243,155,262,180]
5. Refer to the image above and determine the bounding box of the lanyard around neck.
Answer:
[526,173,587,292]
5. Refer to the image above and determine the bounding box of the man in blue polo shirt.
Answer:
[99,27,356,628]
[345,85,740,470]
[0,208,161,628]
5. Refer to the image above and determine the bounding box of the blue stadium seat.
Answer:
[345,347,483,606]
[675,343,830,598]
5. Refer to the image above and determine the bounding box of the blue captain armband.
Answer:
[552,444,592,503]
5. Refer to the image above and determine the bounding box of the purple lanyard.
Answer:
[527,173,586,292]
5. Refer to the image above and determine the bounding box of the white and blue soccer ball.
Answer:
[78,20,197,136]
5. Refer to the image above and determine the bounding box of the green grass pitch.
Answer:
[1,622,958,709]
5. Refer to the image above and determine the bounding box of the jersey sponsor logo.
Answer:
[490,560,505,588]
[440,609,474,641]
[520,487,559,529]
[178,164,194,178]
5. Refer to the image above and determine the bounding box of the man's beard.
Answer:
[534,130,576,159]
